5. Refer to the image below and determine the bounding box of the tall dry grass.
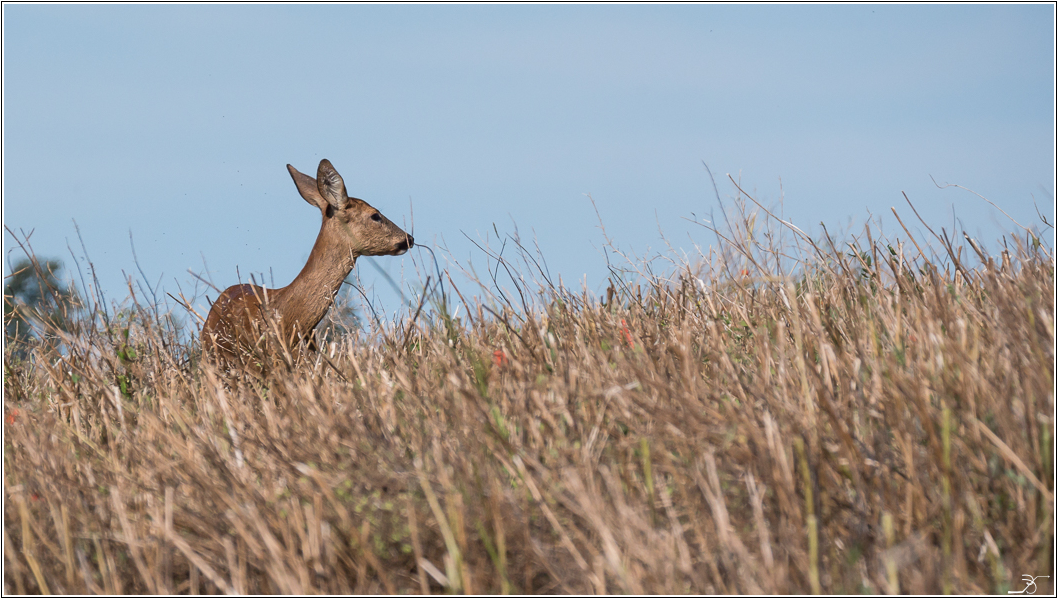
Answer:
[3,199,1054,594]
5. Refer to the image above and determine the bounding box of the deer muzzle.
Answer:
[395,234,414,255]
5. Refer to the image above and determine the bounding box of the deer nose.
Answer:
[396,235,414,252]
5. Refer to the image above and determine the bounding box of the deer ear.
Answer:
[316,159,348,209]
[287,164,330,212]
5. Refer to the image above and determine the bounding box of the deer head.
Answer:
[287,159,413,257]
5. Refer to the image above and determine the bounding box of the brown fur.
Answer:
[201,159,413,368]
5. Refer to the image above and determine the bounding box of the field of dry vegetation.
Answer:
[3,199,1055,594]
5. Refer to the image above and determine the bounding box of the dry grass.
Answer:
[3,201,1054,594]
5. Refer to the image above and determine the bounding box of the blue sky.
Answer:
[3,5,1054,325]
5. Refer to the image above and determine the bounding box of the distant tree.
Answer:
[4,257,81,359]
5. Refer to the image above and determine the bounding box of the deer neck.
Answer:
[273,222,358,338]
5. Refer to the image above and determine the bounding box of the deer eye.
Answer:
[371,213,382,222]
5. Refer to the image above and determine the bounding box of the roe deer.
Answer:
[201,159,413,368]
